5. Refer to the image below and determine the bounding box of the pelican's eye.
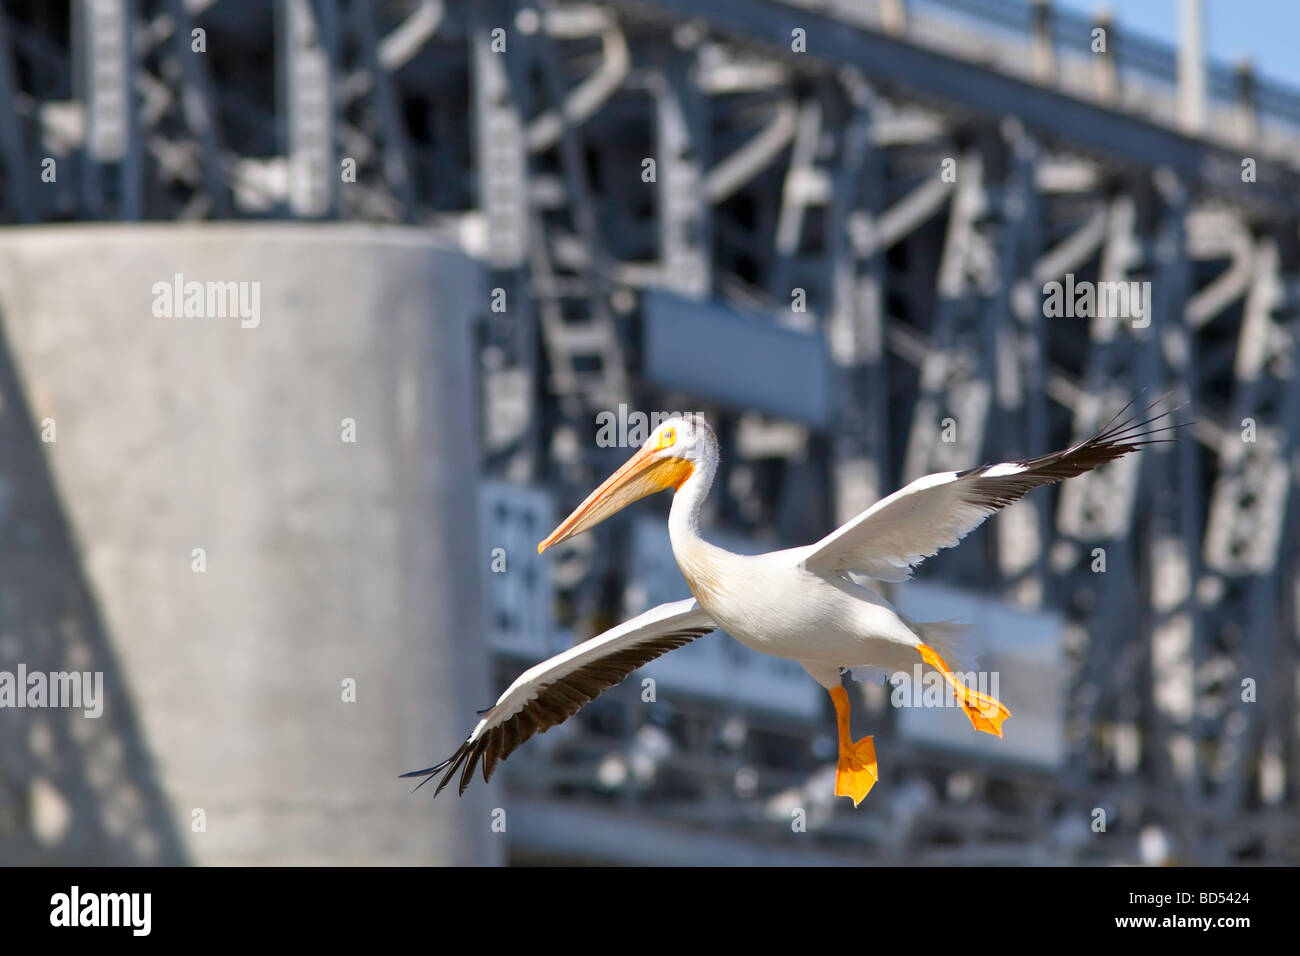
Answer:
[658,428,676,450]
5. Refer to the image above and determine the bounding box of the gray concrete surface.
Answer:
[0,224,500,864]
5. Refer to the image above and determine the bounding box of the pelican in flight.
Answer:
[407,402,1174,805]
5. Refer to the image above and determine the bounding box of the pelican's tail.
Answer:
[913,618,976,673]
[846,618,973,685]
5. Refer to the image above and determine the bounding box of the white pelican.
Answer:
[407,402,1175,805]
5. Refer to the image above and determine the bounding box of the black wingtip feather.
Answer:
[405,624,715,798]
[401,748,462,793]
[954,399,1191,509]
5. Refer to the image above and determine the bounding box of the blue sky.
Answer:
[1053,0,1300,90]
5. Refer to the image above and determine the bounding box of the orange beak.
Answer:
[538,446,694,554]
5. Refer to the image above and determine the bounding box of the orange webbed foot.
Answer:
[828,685,879,807]
[834,734,878,807]
[917,644,1012,738]
[960,688,1011,737]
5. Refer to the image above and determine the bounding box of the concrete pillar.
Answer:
[0,224,500,864]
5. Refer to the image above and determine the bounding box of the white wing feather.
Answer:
[802,405,1175,581]
[470,598,713,740]
[405,598,716,795]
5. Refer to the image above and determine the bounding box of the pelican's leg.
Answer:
[828,686,878,806]
[916,644,1011,736]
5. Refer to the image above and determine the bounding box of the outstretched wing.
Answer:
[801,401,1178,582]
[404,598,716,796]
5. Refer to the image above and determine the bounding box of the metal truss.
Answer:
[3,0,1299,864]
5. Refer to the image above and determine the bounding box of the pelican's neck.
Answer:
[668,435,728,587]
[668,459,712,549]
[668,446,736,609]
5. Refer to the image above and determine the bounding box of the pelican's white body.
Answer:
[665,427,931,689]
[676,540,927,687]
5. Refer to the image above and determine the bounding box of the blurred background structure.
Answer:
[0,0,1297,865]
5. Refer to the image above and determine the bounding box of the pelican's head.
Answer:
[538,415,713,554]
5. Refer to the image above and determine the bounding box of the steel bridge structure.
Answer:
[2,0,1298,864]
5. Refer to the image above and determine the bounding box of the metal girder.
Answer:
[0,11,34,221]
[636,0,1300,218]
[341,0,416,216]
[75,0,141,218]
[471,0,529,269]
[162,0,232,216]
[826,82,890,525]
[654,45,711,298]
[1041,181,1166,798]
[526,7,628,410]
[1199,236,1300,818]
[988,125,1049,607]
[902,148,995,483]
[1138,173,1207,849]
[1203,240,1295,577]
[279,0,339,217]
